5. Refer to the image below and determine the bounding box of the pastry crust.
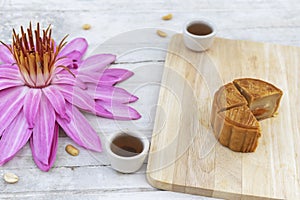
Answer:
[233,78,283,120]
[212,105,261,152]
[211,78,282,152]
[214,83,248,112]
[210,83,248,129]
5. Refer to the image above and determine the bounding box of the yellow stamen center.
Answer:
[5,23,68,88]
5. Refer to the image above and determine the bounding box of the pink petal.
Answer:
[55,67,78,76]
[90,85,138,103]
[0,86,28,135]
[96,100,141,120]
[0,78,24,90]
[23,89,42,129]
[54,57,73,68]
[0,64,20,79]
[94,103,114,118]
[52,74,76,86]
[61,50,82,64]
[98,69,134,86]
[0,44,14,64]
[52,57,77,76]
[52,70,86,90]
[30,123,59,172]
[56,103,102,152]
[59,38,88,61]
[79,54,116,72]
[43,86,69,121]
[77,72,102,84]
[104,68,133,78]
[30,94,56,167]
[58,85,96,113]
[52,74,87,90]
[0,112,32,166]
[0,63,18,69]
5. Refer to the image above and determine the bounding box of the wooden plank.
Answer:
[0,164,149,195]
[147,34,300,199]
[1,191,215,200]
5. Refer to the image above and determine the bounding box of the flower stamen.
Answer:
[3,23,69,88]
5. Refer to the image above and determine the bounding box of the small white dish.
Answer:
[183,18,217,52]
[105,131,149,173]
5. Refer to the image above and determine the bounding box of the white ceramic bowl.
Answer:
[183,18,217,52]
[105,131,149,173]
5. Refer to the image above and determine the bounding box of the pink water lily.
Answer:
[0,23,141,171]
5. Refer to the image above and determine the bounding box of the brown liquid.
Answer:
[110,134,143,157]
[187,23,213,36]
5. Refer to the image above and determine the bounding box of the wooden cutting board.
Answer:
[146,34,300,199]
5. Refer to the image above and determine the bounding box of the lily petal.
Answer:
[30,123,59,172]
[30,94,56,167]
[59,38,88,61]
[53,57,79,77]
[0,64,20,80]
[0,44,14,64]
[58,85,96,113]
[0,78,24,90]
[55,67,78,76]
[94,103,114,118]
[103,68,134,78]
[43,86,69,121]
[77,72,102,84]
[0,112,32,166]
[0,86,28,135]
[55,57,74,68]
[79,54,116,72]
[90,85,138,103]
[52,74,87,90]
[98,68,134,86]
[0,63,18,69]
[23,89,42,129]
[61,50,82,64]
[96,100,141,120]
[56,103,102,152]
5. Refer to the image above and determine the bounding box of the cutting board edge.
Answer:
[214,35,300,48]
[146,172,281,200]
[146,172,214,198]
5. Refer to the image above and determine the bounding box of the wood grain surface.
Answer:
[147,34,300,199]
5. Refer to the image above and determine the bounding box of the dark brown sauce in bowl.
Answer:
[110,134,144,157]
[187,23,213,36]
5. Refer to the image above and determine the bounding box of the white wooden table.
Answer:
[0,0,300,199]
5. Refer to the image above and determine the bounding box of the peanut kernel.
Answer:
[82,24,91,30]
[3,172,19,184]
[156,30,168,37]
[162,14,173,20]
[65,144,80,156]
